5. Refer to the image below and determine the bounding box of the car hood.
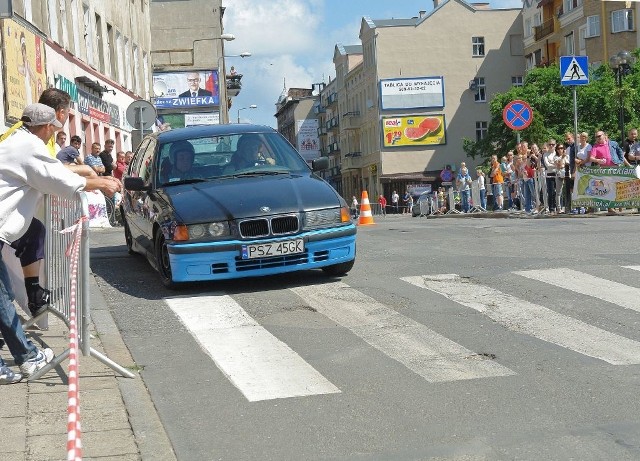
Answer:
[159,173,342,223]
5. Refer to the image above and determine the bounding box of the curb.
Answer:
[88,274,177,461]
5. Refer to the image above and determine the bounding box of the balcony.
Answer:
[327,92,338,106]
[313,104,326,114]
[328,141,340,154]
[317,125,327,136]
[325,116,339,132]
[341,152,362,170]
[226,74,243,97]
[341,111,361,130]
[534,18,554,41]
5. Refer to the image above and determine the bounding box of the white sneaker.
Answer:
[19,348,54,377]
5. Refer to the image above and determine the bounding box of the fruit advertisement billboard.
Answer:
[381,115,446,148]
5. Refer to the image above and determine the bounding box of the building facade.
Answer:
[315,0,524,202]
[524,0,638,68]
[149,0,241,127]
[0,0,152,153]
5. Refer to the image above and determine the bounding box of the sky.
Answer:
[221,0,521,127]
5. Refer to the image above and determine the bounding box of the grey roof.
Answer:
[335,43,363,56]
[369,18,420,27]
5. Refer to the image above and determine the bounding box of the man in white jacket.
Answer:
[0,103,120,383]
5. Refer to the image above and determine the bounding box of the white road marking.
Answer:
[167,295,340,402]
[623,265,640,272]
[515,268,640,314]
[291,283,514,383]
[402,274,640,365]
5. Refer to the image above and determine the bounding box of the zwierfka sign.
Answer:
[379,77,445,110]
[296,119,320,164]
[153,70,220,109]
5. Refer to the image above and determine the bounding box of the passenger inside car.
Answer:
[224,134,275,173]
[160,140,199,184]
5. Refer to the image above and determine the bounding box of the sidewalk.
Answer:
[1,276,176,461]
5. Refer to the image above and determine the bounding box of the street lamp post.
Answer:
[609,50,636,143]
[237,105,257,123]
[217,52,252,124]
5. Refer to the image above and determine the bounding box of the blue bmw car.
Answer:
[121,124,356,288]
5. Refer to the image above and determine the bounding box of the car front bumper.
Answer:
[166,225,356,282]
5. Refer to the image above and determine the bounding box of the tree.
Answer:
[463,51,640,165]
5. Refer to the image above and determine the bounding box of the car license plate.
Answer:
[241,239,304,259]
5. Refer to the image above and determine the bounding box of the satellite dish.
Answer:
[126,100,156,130]
[153,80,168,97]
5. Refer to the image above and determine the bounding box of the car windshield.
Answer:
[157,132,310,186]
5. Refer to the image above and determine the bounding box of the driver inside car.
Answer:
[224,134,275,173]
[161,140,199,184]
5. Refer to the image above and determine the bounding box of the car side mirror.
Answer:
[124,176,150,191]
[312,156,329,172]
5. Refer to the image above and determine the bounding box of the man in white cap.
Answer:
[0,103,121,383]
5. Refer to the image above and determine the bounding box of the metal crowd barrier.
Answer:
[27,193,134,380]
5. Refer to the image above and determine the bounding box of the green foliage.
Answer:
[464,51,640,165]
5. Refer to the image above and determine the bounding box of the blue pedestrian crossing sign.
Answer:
[560,56,589,86]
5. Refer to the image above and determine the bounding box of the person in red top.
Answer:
[378,194,387,216]
[112,151,127,180]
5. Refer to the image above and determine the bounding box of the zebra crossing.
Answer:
[167,265,640,402]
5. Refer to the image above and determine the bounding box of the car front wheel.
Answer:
[154,232,178,289]
[123,217,135,255]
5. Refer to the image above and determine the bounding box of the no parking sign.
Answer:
[502,100,533,131]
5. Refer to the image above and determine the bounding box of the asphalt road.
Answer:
[89,213,640,461]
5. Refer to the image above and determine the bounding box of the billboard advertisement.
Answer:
[379,77,445,110]
[572,166,640,208]
[381,115,446,148]
[2,20,47,120]
[296,119,321,163]
[153,70,219,109]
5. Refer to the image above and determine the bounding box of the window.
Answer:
[124,37,132,89]
[47,0,59,43]
[142,51,149,99]
[578,25,586,55]
[24,0,33,22]
[525,18,532,38]
[474,77,486,102]
[60,0,69,49]
[116,31,124,84]
[476,122,488,142]
[564,31,574,55]
[95,13,105,72]
[563,0,582,14]
[585,15,600,37]
[612,9,633,33]
[82,3,93,65]
[71,0,80,55]
[107,24,116,78]
[472,37,485,57]
[133,44,140,94]
[512,76,523,87]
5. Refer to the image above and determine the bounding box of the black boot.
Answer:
[27,285,51,318]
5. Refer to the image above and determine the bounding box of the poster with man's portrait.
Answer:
[2,20,47,120]
[153,70,220,109]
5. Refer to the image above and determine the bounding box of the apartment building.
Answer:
[0,0,152,152]
[150,0,239,126]
[316,0,524,201]
[524,0,638,68]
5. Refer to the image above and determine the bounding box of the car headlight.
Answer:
[303,207,351,230]
[186,222,230,240]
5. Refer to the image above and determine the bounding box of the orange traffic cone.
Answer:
[357,191,375,226]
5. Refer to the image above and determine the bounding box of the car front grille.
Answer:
[235,251,309,271]
[239,215,299,238]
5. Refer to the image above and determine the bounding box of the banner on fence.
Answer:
[572,166,640,207]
